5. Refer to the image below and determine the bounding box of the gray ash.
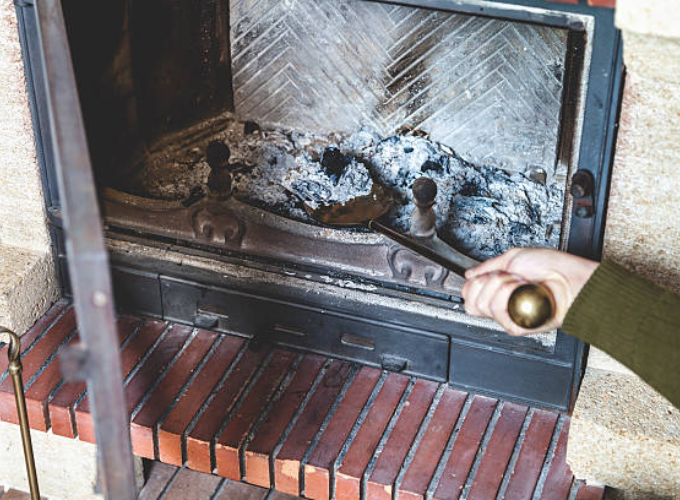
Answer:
[356,134,563,260]
[281,154,373,210]
[133,118,564,261]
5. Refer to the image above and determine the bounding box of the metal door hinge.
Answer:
[571,170,595,218]
[47,206,63,228]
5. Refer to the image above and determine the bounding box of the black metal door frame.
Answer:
[93,0,623,412]
[15,1,137,499]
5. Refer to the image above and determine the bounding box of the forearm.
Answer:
[563,261,680,408]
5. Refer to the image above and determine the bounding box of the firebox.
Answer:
[16,0,621,472]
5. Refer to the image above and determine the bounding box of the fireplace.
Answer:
[14,0,622,496]
[20,0,623,408]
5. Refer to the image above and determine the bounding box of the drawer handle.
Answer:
[274,325,307,337]
[194,312,219,329]
[195,306,229,331]
[341,333,375,351]
[381,355,408,373]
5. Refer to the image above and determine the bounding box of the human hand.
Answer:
[462,248,599,336]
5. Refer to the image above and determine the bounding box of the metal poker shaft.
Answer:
[1,328,41,500]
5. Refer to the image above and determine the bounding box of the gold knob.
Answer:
[508,284,555,329]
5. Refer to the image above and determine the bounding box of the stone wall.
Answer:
[0,2,58,334]
[603,1,680,293]
[0,2,50,253]
[567,1,680,496]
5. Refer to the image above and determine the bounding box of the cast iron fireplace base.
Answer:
[106,236,584,411]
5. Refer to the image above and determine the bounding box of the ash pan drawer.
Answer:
[160,277,449,382]
[269,309,449,382]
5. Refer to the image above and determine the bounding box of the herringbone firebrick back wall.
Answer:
[230,0,569,177]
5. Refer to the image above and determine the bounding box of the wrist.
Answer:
[570,258,599,299]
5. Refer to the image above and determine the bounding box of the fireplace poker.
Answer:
[0,327,41,500]
[306,179,555,330]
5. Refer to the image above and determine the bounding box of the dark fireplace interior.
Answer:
[65,0,572,264]
[26,0,623,411]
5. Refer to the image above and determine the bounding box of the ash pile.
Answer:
[133,118,565,261]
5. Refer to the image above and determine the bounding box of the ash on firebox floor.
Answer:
[128,117,565,261]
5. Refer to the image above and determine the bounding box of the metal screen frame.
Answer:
[14,1,137,498]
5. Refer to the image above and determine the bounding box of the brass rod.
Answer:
[1,328,41,500]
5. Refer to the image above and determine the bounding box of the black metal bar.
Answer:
[30,1,137,498]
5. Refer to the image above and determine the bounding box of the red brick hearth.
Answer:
[0,301,605,499]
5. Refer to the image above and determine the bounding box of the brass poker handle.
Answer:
[0,328,41,500]
[507,283,556,330]
[368,220,469,277]
[370,218,556,330]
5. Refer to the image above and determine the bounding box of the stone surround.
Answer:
[569,362,680,498]
[0,5,67,496]
[566,0,680,497]
[0,3,49,253]
[0,246,57,334]
[0,2,57,334]
[0,421,112,500]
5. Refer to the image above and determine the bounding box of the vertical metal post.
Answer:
[0,329,41,500]
[30,1,138,498]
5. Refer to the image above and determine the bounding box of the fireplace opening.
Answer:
[125,119,566,263]
[34,0,622,410]
[63,0,574,292]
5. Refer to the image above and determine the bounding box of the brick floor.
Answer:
[0,301,605,500]
[139,461,301,499]
[0,490,30,500]
[0,486,47,500]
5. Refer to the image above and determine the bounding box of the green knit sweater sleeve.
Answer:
[563,260,680,408]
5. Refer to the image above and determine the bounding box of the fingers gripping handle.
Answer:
[507,284,555,329]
